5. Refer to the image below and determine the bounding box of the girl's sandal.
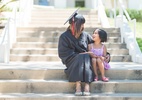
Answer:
[94,77,98,81]
[102,77,109,82]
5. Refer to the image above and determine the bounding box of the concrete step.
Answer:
[10,48,129,55]
[17,27,120,32]
[0,93,141,100]
[29,18,98,23]
[16,37,121,43]
[26,24,101,28]
[31,8,97,14]
[10,55,131,62]
[0,79,141,93]
[17,31,120,38]
[0,62,141,80]
[30,16,98,20]
[12,42,126,49]
[31,9,98,14]
[10,54,61,62]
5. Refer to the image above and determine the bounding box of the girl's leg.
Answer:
[92,58,98,81]
[96,58,109,82]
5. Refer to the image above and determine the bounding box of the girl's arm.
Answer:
[103,45,107,57]
[99,45,107,61]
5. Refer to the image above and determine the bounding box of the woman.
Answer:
[58,9,109,96]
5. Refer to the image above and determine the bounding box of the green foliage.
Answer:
[105,9,119,18]
[136,38,142,52]
[0,0,18,12]
[106,9,142,22]
[126,9,142,22]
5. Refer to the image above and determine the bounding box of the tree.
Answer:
[0,0,18,12]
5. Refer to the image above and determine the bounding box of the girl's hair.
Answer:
[93,29,107,42]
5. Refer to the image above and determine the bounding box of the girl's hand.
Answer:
[99,56,105,61]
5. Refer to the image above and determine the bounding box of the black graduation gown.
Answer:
[58,30,94,82]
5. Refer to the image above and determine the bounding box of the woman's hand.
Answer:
[80,52,98,58]
[105,54,110,63]
[99,56,105,61]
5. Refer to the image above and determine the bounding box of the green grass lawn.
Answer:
[129,21,142,52]
[108,18,142,52]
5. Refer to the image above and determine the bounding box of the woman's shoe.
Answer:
[94,76,98,81]
[75,91,82,96]
[102,77,109,82]
[83,83,90,96]
[83,91,90,96]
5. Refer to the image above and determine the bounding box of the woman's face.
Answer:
[80,24,84,32]
[92,29,100,42]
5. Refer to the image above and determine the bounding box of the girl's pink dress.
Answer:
[90,44,110,70]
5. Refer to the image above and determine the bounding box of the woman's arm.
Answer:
[87,44,98,58]
[102,45,110,63]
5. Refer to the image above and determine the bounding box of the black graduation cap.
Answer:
[64,8,80,25]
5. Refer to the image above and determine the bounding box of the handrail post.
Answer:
[114,0,116,27]
[5,19,10,63]
[133,19,136,39]
[119,1,124,43]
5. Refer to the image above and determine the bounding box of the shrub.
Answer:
[136,38,142,51]
[105,9,142,22]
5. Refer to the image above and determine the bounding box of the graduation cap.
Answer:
[64,8,80,25]
[64,8,85,36]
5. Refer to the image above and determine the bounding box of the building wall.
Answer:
[54,0,66,8]
[66,0,75,8]
[128,0,142,9]
[85,0,97,9]
[33,0,142,10]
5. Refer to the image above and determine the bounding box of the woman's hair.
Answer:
[74,14,85,33]
[67,14,85,33]
[93,29,107,42]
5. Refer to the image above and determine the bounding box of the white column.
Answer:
[85,0,96,9]
[54,0,66,8]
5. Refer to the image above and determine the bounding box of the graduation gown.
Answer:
[58,29,94,82]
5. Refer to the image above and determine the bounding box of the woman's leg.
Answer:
[92,58,98,81]
[75,81,82,96]
[76,81,81,92]
[83,83,90,96]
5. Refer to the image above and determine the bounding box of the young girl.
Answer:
[88,28,110,82]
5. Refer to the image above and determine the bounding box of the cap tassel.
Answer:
[71,18,75,36]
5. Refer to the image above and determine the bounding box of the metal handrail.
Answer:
[97,0,110,28]
[0,2,18,63]
[114,0,136,42]
[18,0,33,26]
[114,0,142,63]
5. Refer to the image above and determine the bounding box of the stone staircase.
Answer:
[11,27,131,62]
[0,62,141,100]
[2,6,141,100]
[9,6,131,62]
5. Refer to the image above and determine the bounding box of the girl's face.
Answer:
[92,29,101,42]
